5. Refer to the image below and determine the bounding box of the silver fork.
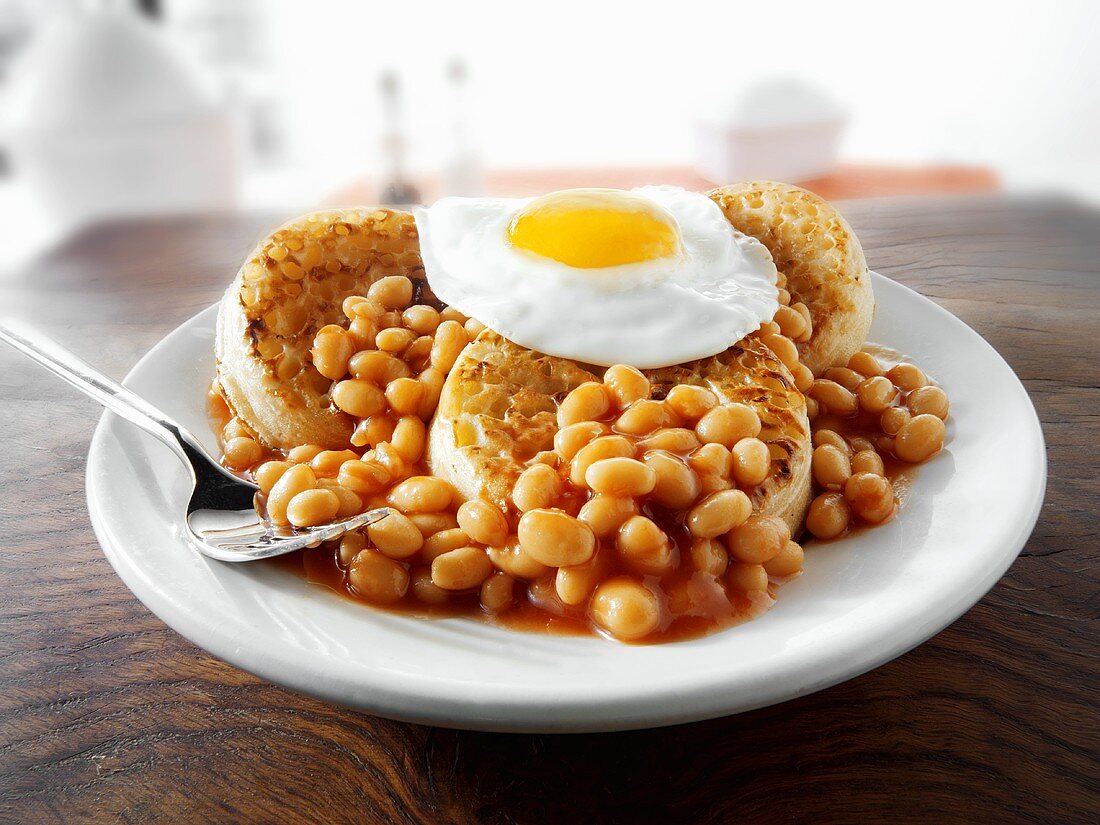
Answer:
[0,320,390,561]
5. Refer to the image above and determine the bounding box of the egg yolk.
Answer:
[507,189,681,269]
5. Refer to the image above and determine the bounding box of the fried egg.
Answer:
[414,185,778,368]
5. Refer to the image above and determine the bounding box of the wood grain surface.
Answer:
[0,196,1096,824]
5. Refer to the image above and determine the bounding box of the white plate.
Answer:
[85,273,1046,733]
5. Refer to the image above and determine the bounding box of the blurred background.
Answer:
[0,0,1097,272]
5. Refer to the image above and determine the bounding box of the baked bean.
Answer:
[417,368,446,418]
[665,384,718,421]
[330,485,364,518]
[224,436,263,470]
[350,415,395,448]
[286,443,324,464]
[555,551,607,606]
[805,492,851,539]
[857,375,897,414]
[824,367,863,391]
[558,382,611,427]
[791,302,813,342]
[775,305,808,339]
[616,516,673,575]
[402,305,441,334]
[480,571,515,612]
[846,436,872,454]
[388,476,455,513]
[431,320,468,372]
[688,442,732,478]
[844,472,896,523]
[809,379,859,417]
[404,335,434,368]
[348,317,378,349]
[569,435,635,486]
[342,295,374,320]
[254,460,291,494]
[777,287,792,306]
[638,427,700,454]
[687,489,752,538]
[812,444,851,490]
[338,530,367,566]
[457,499,510,546]
[517,509,596,567]
[757,320,781,337]
[696,403,761,447]
[310,449,359,477]
[367,510,423,558]
[390,415,426,461]
[372,442,408,480]
[421,527,472,562]
[578,494,638,537]
[222,417,252,441]
[644,451,701,510]
[411,568,449,604]
[805,396,820,420]
[337,459,390,496]
[727,562,769,593]
[688,538,729,577]
[584,457,657,496]
[763,540,804,577]
[348,550,409,604]
[529,450,558,467]
[590,578,660,641]
[615,399,671,436]
[432,546,493,590]
[286,488,340,527]
[880,406,911,436]
[332,379,386,418]
[512,463,564,512]
[812,428,849,453]
[464,318,487,337]
[894,413,946,463]
[698,474,732,494]
[850,449,885,476]
[726,515,788,564]
[762,333,800,372]
[367,275,413,309]
[887,362,927,391]
[267,463,317,525]
[603,364,650,408]
[731,438,771,487]
[792,363,815,393]
[349,350,409,383]
[376,327,416,353]
[847,350,883,377]
[311,326,356,380]
[908,385,949,419]
[408,511,459,537]
[486,541,550,580]
[440,306,467,324]
[553,421,610,461]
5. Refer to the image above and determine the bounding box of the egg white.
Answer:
[414,185,778,369]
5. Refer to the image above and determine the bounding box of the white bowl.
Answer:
[85,273,1045,732]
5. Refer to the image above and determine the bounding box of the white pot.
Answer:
[695,117,847,184]
[2,7,240,226]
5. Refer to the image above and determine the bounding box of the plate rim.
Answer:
[84,272,1047,732]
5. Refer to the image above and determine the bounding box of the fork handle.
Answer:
[0,319,206,468]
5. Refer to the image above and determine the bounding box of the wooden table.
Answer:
[1,196,1096,823]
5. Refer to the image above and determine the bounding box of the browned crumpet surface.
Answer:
[1,196,1097,824]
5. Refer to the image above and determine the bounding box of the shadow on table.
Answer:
[412,652,1025,825]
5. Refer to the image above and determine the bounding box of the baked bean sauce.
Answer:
[209,283,949,643]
